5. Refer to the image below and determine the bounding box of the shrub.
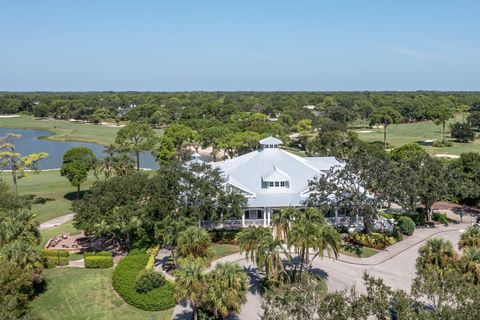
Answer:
[397,216,415,235]
[346,232,397,250]
[145,246,159,270]
[209,229,240,244]
[433,212,449,224]
[450,122,475,142]
[41,249,70,268]
[432,140,452,147]
[85,255,113,269]
[112,251,175,311]
[84,251,112,257]
[135,269,165,293]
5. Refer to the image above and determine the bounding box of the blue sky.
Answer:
[1,0,479,91]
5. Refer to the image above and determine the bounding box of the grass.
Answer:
[0,115,121,145]
[31,268,173,320]
[355,117,480,156]
[210,243,240,260]
[339,245,379,258]
[0,115,163,145]
[1,170,98,223]
[39,221,80,248]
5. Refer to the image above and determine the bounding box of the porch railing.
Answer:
[201,218,266,229]
[325,216,363,227]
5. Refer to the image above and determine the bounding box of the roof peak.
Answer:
[259,136,283,146]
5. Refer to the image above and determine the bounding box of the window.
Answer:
[280,181,285,187]
[275,181,279,187]
[269,181,274,187]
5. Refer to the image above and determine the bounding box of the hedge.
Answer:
[85,255,113,269]
[84,251,113,257]
[112,251,175,311]
[41,249,70,268]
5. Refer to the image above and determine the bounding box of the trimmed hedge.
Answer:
[41,249,70,268]
[397,216,415,236]
[112,251,175,311]
[84,251,112,257]
[85,255,113,269]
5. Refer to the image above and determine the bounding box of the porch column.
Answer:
[263,207,267,227]
[334,208,338,224]
[242,211,245,227]
[267,208,271,226]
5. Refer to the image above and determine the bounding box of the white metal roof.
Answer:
[211,141,340,208]
[259,136,283,145]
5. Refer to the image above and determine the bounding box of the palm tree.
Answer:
[460,247,480,284]
[206,262,248,318]
[458,226,480,249]
[176,226,212,260]
[174,258,207,320]
[288,208,340,279]
[288,217,320,279]
[416,238,458,273]
[272,207,294,241]
[237,226,270,264]
[237,226,288,282]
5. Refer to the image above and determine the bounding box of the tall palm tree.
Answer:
[237,226,270,264]
[174,258,207,320]
[237,226,288,282]
[460,247,480,284]
[176,226,212,260]
[206,262,248,318]
[272,207,294,241]
[288,208,340,279]
[458,226,480,249]
[416,238,458,273]
[288,217,320,278]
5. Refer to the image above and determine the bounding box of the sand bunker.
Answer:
[434,154,460,159]
[0,115,19,118]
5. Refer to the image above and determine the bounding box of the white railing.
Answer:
[325,216,363,227]
[244,219,265,226]
[201,218,266,229]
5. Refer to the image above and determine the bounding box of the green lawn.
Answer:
[31,268,173,320]
[339,245,379,258]
[1,170,98,223]
[210,243,240,260]
[39,221,80,248]
[355,119,480,156]
[0,115,163,145]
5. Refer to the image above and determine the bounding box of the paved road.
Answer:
[39,213,74,230]
[168,221,468,320]
[311,228,462,293]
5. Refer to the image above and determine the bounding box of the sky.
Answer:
[0,0,479,91]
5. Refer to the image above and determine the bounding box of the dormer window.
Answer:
[262,165,290,189]
[259,136,283,150]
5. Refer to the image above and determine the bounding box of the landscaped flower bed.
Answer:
[112,250,175,311]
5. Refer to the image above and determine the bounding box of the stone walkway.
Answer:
[39,213,75,230]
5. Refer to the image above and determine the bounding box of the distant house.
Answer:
[210,136,341,227]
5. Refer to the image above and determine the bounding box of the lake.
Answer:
[0,128,159,169]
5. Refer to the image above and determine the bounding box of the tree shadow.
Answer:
[309,267,329,281]
[63,190,87,201]
[32,196,55,204]
[242,265,262,295]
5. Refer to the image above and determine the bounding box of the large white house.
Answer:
[209,136,341,227]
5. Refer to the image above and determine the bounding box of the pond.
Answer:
[0,128,159,169]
